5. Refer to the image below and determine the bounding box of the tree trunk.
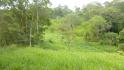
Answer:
[29,22,32,47]
[36,1,39,34]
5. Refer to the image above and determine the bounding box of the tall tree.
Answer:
[0,0,51,46]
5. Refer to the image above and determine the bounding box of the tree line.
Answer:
[50,0,124,49]
[0,0,124,50]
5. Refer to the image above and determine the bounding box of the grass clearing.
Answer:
[0,47,124,70]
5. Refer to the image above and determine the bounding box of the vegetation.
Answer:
[0,47,124,70]
[0,0,124,70]
[0,0,51,46]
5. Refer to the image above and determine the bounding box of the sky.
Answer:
[51,0,113,9]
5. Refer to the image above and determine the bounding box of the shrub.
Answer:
[119,28,124,43]
[118,43,124,51]
[101,32,119,45]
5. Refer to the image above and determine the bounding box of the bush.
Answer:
[119,28,124,43]
[118,43,124,51]
[101,32,119,45]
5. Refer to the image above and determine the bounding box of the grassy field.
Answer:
[0,46,124,70]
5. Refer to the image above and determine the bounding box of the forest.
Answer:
[0,0,124,70]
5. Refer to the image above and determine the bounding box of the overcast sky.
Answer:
[51,0,113,9]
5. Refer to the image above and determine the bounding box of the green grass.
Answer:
[0,47,124,70]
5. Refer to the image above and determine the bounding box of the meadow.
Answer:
[0,45,124,70]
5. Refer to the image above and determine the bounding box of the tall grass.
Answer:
[0,47,124,70]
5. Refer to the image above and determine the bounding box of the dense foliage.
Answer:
[0,0,51,46]
[0,0,124,50]
[49,0,124,48]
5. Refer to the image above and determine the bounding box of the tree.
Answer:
[52,5,72,18]
[51,13,82,46]
[75,16,109,42]
[0,0,51,46]
[101,7,124,33]
[82,2,103,20]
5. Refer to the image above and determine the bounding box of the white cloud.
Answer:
[51,0,113,9]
